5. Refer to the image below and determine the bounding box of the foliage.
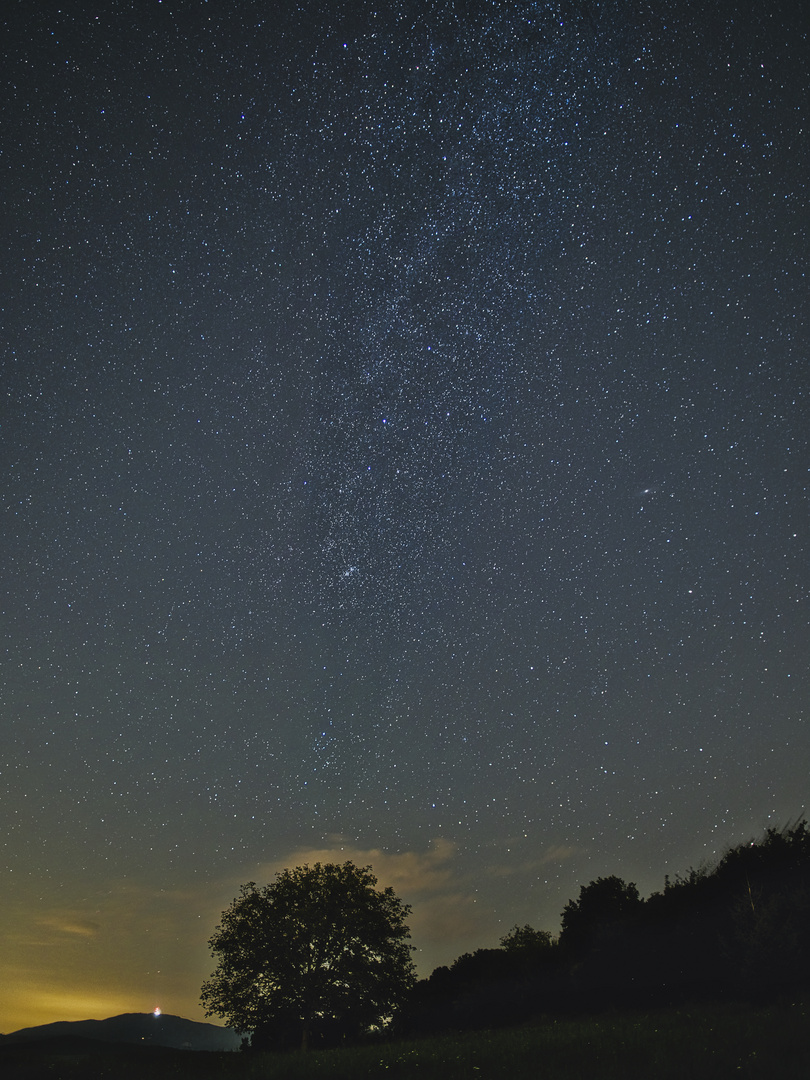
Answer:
[397,927,563,1035]
[715,820,810,890]
[723,884,809,993]
[500,923,554,954]
[716,821,810,994]
[402,820,810,1036]
[634,820,810,1002]
[559,875,641,953]
[200,861,416,1050]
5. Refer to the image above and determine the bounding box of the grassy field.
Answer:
[3,998,808,1079]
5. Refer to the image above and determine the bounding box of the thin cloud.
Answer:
[488,844,580,877]
[38,915,101,938]
[253,837,457,897]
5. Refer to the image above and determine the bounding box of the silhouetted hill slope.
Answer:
[0,1012,241,1051]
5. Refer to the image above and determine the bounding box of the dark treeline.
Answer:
[396,821,810,1036]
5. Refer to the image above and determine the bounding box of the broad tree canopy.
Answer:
[560,875,641,953]
[200,861,416,1050]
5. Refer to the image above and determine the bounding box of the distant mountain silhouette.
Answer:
[0,1012,241,1051]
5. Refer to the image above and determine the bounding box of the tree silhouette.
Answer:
[200,862,416,1051]
[560,876,641,955]
[500,923,554,954]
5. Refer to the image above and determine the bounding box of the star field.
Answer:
[1,0,807,1030]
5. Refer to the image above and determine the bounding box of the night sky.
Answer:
[2,0,808,1032]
